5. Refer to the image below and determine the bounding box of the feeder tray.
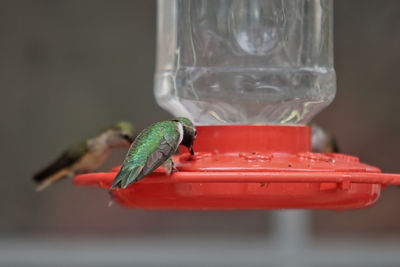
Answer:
[74,125,400,210]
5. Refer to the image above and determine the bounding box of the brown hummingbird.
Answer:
[310,122,339,153]
[33,121,135,191]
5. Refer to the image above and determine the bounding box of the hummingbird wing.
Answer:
[33,141,88,185]
[140,139,178,177]
[111,121,181,188]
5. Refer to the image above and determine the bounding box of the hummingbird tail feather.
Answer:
[111,166,143,189]
[122,166,144,188]
[34,169,73,191]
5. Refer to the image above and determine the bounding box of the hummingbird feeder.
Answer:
[74,0,400,210]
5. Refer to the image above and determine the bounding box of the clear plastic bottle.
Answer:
[154,0,336,125]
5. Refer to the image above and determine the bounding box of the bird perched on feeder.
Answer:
[33,121,135,191]
[310,122,339,153]
[111,117,196,189]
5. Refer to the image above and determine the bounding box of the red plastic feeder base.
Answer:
[74,125,400,210]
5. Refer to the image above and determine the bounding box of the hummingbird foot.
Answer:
[172,165,179,173]
[163,158,177,175]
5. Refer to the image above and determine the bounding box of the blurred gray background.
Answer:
[1,0,400,266]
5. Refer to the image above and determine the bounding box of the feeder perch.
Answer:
[74,125,400,209]
[74,0,400,209]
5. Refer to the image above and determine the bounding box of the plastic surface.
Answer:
[154,0,336,125]
[74,125,400,210]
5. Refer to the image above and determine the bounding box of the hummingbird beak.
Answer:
[189,146,194,156]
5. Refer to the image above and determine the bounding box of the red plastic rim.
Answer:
[74,125,400,210]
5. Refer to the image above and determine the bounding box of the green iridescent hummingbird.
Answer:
[111,117,196,189]
[310,122,339,153]
[33,121,135,191]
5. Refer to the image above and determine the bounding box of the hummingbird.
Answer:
[111,117,196,189]
[310,122,339,153]
[33,121,135,191]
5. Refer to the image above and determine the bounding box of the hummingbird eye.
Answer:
[121,133,134,143]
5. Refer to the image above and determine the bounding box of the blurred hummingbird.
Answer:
[310,122,339,153]
[111,117,196,189]
[33,121,135,191]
